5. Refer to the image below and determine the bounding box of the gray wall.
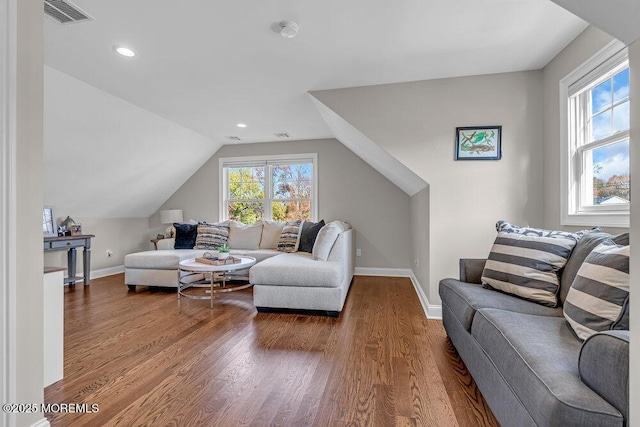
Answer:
[311,70,544,304]
[410,187,430,296]
[541,26,628,234]
[157,138,413,269]
[44,217,150,274]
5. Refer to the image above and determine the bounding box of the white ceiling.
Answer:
[45,0,588,145]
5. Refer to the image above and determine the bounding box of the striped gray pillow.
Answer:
[481,232,577,307]
[277,220,303,253]
[563,242,630,340]
[194,222,230,250]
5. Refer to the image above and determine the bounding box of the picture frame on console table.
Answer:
[43,206,56,237]
[455,126,502,160]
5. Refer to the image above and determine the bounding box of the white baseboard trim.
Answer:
[354,267,442,320]
[90,265,124,280]
[31,418,50,427]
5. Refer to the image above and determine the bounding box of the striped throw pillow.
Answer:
[194,222,230,250]
[481,232,577,307]
[277,220,303,253]
[563,242,630,340]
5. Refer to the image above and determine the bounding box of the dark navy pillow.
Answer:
[173,223,197,249]
[298,220,325,253]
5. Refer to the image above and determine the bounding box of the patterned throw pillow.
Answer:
[496,220,596,241]
[481,231,577,307]
[564,242,630,340]
[194,222,230,250]
[277,220,303,253]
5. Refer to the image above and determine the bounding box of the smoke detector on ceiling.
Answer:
[279,21,299,39]
[44,0,94,25]
[225,136,242,142]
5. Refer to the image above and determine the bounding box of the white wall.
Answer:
[15,0,45,425]
[540,26,628,234]
[312,70,544,303]
[156,138,413,269]
[628,37,639,426]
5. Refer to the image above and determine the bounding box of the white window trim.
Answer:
[560,39,629,228]
[219,153,318,222]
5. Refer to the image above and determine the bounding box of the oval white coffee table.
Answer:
[178,256,256,308]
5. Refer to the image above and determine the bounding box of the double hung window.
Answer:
[220,154,317,224]
[562,43,630,227]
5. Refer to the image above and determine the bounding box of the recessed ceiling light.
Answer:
[236,123,247,128]
[113,46,136,57]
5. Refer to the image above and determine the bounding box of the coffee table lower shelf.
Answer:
[178,256,256,308]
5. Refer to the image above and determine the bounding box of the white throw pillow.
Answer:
[227,221,263,250]
[260,220,285,249]
[312,221,348,261]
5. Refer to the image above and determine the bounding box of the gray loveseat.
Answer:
[439,231,629,426]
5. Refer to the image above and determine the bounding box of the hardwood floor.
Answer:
[45,274,498,426]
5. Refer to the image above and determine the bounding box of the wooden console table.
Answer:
[44,234,95,286]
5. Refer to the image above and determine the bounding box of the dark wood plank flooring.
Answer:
[45,274,498,426]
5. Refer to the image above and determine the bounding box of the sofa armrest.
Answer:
[156,238,175,250]
[579,330,629,421]
[459,259,486,284]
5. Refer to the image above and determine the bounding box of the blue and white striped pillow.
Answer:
[481,231,577,307]
[563,242,630,340]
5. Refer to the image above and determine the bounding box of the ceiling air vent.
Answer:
[44,0,94,25]
[274,133,291,138]
[225,136,242,142]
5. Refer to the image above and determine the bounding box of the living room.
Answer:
[3,1,639,426]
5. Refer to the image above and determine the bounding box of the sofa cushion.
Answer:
[173,223,197,249]
[228,221,262,250]
[298,219,325,253]
[471,309,623,426]
[124,249,206,270]
[250,253,343,288]
[439,279,562,332]
[260,220,285,249]
[313,221,348,261]
[229,249,280,263]
[277,220,303,253]
[481,231,577,307]
[194,222,229,250]
[564,242,630,340]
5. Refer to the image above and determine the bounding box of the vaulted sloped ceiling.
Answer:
[44,67,221,218]
[44,0,588,218]
[550,0,640,45]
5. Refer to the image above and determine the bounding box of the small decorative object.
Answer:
[60,216,76,236]
[70,224,82,235]
[43,206,56,237]
[156,233,165,240]
[160,209,184,238]
[218,244,230,259]
[455,126,502,160]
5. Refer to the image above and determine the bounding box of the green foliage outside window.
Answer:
[226,163,312,224]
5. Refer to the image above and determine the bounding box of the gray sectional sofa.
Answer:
[439,230,629,426]
[124,220,355,315]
